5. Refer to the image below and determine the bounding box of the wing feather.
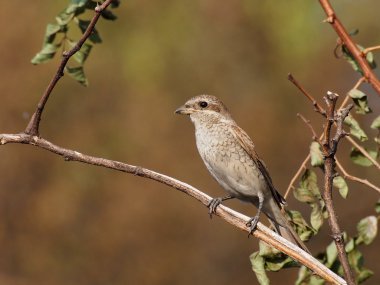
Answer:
[229,124,286,207]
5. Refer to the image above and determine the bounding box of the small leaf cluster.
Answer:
[31,0,119,86]
[337,29,377,75]
[250,90,379,284]
[297,208,378,285]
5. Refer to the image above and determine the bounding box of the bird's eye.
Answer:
[199,101,208,108]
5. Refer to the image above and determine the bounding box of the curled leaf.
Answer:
[375,199,380,214]
[310,142,324,167]
[333,176,348,199]
[31,43,61,65]
[78,19,102,43]
[250,252,270,285]
[65,66,88,86]
[350,148,378,167]
[356,216,378,245]
[344,115,368,142]
[370,116,380,130]
[348,89,371,114]
[294,169,326,231]
[286,210,315,241]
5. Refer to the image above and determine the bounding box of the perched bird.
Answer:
[175,95,308,251]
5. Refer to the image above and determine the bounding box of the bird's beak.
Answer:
[175,105,195,115]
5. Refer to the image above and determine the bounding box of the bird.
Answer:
[175,94,308,252]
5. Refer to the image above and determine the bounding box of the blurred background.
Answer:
[1,0,379,284]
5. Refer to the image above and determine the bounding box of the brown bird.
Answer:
[175,95,308,251]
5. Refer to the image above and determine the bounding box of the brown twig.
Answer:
[0,133,346,285]
[362,45,380,55]
[318,0,380,96]
[284,154,310,199]
[336,159,380,194]
[288,74,326,116]
[297,113,320,142]
[24,0,115,136]
[320,92,356,285]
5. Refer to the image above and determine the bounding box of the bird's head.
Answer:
[175,95,232,124]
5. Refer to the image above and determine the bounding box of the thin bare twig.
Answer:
[284,154,310,199]
[288,74,326,116]
[336,159,380,194]
[362,45,380,55]
[318,0,380,96]
[297,113,320,142]
[24,0,115,136]
[0,133,346,285]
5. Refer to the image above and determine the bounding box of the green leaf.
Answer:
[365,50,377,69]
[265,256,296,272]
[85,0,97,9]
[71,0,89,5]
[345,238,355,253]
[250,252,270,285]
[375,199,380,214]
[310,142,324,167]
[44,23,62,44]
[65,66,88,86]
[310,204,325,231]
[31,43,61,65]
[56,10,75,26]
[294,169,320,203]
[67,40,93,64]
[101,9,118,20]
[296,266,325,285]
[286,210,315,241]
[78,19,102,43]
[66,3,86,14]
[344,115,368,142]
[111,0,120,8]
[333,176,348,199]
[358,268,374,283]
[370,116,380,130]
[349,29,359,36]
[258,240,280,258]
[356,216,377,245]
[326,241,338,267]
[347,248,362,273]
[294,169,326,231]
[350,148,378,167]
[348,89,372,114]
[342,44,377,75]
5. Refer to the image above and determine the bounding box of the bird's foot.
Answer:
[246,215,260,237]
[207,197,223,218]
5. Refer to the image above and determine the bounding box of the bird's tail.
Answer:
[264,199,310,253]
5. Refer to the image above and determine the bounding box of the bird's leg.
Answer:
[207,195,234,218]
[246,192,264,236]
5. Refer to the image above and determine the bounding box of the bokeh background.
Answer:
[1,1,380,284]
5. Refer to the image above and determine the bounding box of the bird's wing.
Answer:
[229,124,286,207]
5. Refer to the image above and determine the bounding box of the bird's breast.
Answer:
[194,123,265,198]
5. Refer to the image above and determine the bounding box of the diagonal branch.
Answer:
[0,133,346,285]
[318,0,380,96]
[288,74,326,116]
[336,159,380,194]
[24,0,115,136]
[284,154,310,199]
